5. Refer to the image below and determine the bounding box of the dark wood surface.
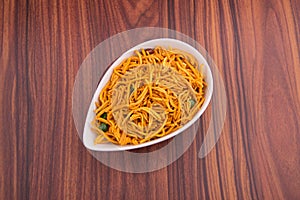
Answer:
[1,0,299,199]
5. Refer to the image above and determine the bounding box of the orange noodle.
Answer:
[91,46,207,145]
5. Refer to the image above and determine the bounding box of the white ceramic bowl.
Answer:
[83,38,213,151]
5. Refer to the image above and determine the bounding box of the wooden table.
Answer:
[1,0,299,199]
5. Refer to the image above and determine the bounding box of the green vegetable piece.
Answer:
[189,99,196,108]
[130,85,134,94]
[100,112,107,119]
[99,122,109,132]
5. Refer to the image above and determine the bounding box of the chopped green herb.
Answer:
[189,99,196,108]
[98,122,109,132]
[130,85,134,94]
[100,112,107,119]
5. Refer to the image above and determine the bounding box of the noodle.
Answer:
[92,46,207,145]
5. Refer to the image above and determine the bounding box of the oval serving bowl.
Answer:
[83,38,213,151]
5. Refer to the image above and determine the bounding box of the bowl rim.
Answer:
[83,38,213,151]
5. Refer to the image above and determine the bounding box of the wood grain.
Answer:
[0,0,299,199]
